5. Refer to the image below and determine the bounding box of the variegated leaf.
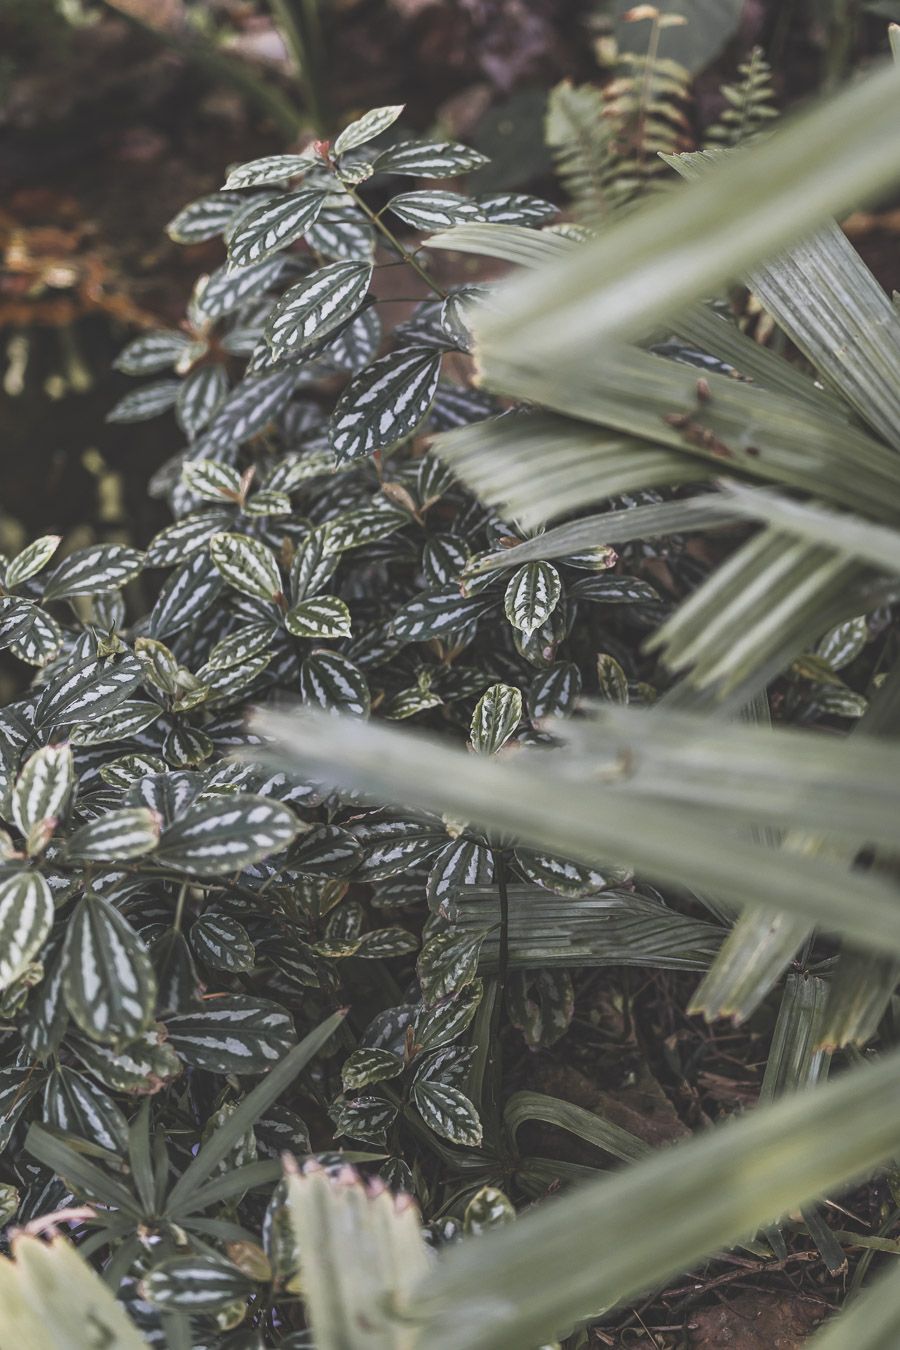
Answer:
[167,191,245,242]
[205,367,298,447]
[164,995,296,1072]
[528,662,582,722]
[43,1066,129,1156]
[305,207,375,262]
[470,683,523,755]
[62,895,156,1043]
[194,256,289,321]
[150,549,225,638]
[190,913,256,972]
[226,188,328,267]
[388,191,484,230]
[5,535,62,589]
[64,808,161,862]
[41,545,145,602]
[411,1079,482,1146]
[69,701,161,746]
[418,929,486,1003]
[334,104,404,156]
[392,587,490,642]
[330,346,442,462]
[341,1047,404,1091]
[373,140,489,175]
[70,1029,182,1093]
[266,261,373,355]
[154,794,298,875]
[207,622,278,670]
[107,380,180,423]
[334,1094,398,1145]
[300,650,370,717]
[514,848,630,897]
[12,743,74,838]
[477,192,557,224]
[176,366,228,440]
[143,1255,255,1311]
[210,531,283,604]
[504,561,562,636]
[34,652,142,728]
[145,511,231,567]
[0,872,53,992]
[114,329,194,374]
[223,153,317,189]
[426,837,494,913]
[285,595,352,639]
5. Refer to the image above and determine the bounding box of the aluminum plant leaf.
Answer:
[409,1044,900,1350]
[62,895,157,1044]
[150,550,225,637]
[266,261,373,355]
[223,152,318,189]
[113,327,194,372]
[64,807,161,863]
[12,743,74,837]
[143,1254,255,1312]
[387,192,484,231]
[334,104,405,156]
[300,649,370,716]
[373,140,488,176]
[164,995,295,1073]
[0,1234,147,1349]
[470,59,900,364]
[504,562,561,636]
[250,708,900,958]
[411,1081,482,1146]
[153,795,298,875]
[5,534,61,588]
[285,595,353,640]
[226,188,328,268]
[41,544,145,601]
[175,365,227,440]
[0,872,53,992]
[107,379,180,423]
[470,683,522,754]
[34,651,142,728]
[209,532,283,604]
[190,913,256,973]
[330,347,442,463]
[43,1065,130,1156]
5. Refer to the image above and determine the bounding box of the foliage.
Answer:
[3,29,900,1350]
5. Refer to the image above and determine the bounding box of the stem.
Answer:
[348,188,447,301]
[173,883,189,933]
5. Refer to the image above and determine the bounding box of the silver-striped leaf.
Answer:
[0,871,53,992]
[373,140,489,175]
[417,929,486,1003]
[305,207,375,262]
[150,550,225,637]
[334,104,404,156]
[223,153,317,189]
[476,192,558,224]
[528,662,582,722]
[70,1029,182,1093]
[210,531,283,604]
[300,650,370,717]
[265,261,373,355]
[145,511,231,567]
[41,545,145,602]
[392,587,490,642]
[154,794,298,875]
[6,535,62,589]
[34,652,142,728]
[164,995,296,1072]
[64,807,161,863]
[12,743,74,838]
[10,607,65,666]
[411,1080,482,1146]
[426,837,494,914]
[176,366,229,440]
[62,895,157,1043]
[190,913,256,973]
[470,682,523,755]
[513,848,631,898]
[114,329,195,374]
[194,256,289,321]
[330,346,442,462]
[285,595,352,639]
[143,1255,255,1311]
[334,1094,398,1145]
[204,367,298,447]
[107,380,180,424]
[388,191,484,231]
[181,459,242,502]
[226,189,328,267]
[341,1047,404,1091]
[504,561,562,636]
[69,700,161,746]
[166,191,246,242]
[43,1066,130,1156]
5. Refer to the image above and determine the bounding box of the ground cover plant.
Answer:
[3,7,900,1347]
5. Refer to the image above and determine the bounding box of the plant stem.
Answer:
[173,883,189,933]
[348,188,447,301]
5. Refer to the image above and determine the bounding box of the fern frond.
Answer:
[706,46,778,148]
[545,80,614,221]
[603,51,692,205]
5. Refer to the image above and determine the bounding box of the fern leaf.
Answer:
[706,46,779,148]
[545,80,613,220]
